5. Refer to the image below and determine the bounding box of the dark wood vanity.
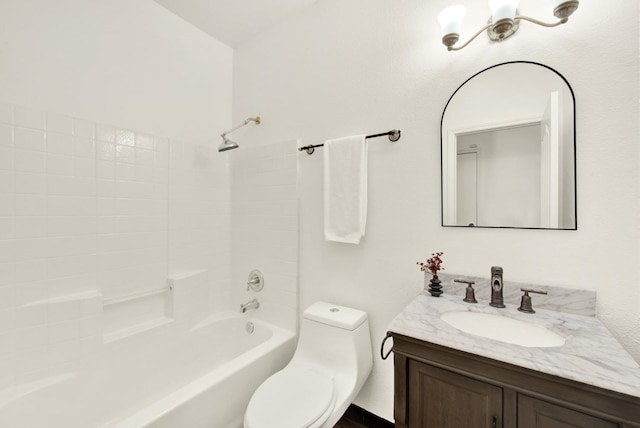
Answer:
[392,333,640,428]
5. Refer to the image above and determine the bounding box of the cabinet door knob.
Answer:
[492,416,497,428]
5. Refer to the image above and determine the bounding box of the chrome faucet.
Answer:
[240,298,260,313]
[490,266,505,308]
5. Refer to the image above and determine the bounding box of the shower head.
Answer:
[218,138,239,152]
[218,115,261,153]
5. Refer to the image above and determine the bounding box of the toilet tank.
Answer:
[304,301,368,330]
[292,302,373,388]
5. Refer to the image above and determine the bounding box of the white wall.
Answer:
[0,0,232,143]
[234,0,640,420]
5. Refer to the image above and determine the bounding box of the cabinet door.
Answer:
[518,395,619,428]
[408,360,503,428]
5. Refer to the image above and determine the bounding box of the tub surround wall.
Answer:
[168,140,231,313]
[233,0,640,420]
[0,0,235,402]
[0,103,231,396]
[0,107,301,427]
[230,141,299,333]
[94,121,169,303]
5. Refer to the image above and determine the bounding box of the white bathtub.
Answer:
[0,312,295,428]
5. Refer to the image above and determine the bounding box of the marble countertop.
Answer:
[388,292,640,398]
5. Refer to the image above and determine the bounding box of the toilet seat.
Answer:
[244,367,335,428]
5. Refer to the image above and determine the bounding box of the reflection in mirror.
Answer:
[441,61,576,230]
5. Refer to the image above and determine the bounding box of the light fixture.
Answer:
[438,0,579,51]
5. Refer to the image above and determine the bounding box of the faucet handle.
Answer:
[455,279,477,304]
[246,269,264,292]
[521,288,548,295]
[518,288,548,314]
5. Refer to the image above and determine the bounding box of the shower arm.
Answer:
[220,116,261,140]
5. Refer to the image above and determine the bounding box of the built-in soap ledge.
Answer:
[103,287,172,343]
[103,270,211,343]
[437,272,596,317]
[103,316,174,344]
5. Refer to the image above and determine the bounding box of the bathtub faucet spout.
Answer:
[240,298,260,313]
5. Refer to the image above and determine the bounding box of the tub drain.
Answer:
[245,322,255,334]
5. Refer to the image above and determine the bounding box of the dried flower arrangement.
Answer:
[417,252,444,276]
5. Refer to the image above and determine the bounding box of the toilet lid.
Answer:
[245,367,335,428]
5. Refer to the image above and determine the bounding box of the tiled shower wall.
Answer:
[230,141,299,332]
[0,103,230,389]
[168,140,231,309]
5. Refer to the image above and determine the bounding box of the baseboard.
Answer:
[342,404,394,428]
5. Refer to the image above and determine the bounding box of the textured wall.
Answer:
[233,0,640,420]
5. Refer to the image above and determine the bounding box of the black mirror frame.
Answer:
[440,60,577,230]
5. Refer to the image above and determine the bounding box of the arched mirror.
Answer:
[441,61,576,230]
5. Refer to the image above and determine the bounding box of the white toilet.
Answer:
[244,301,373,428]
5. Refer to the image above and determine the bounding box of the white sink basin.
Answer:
[440,311,566,348]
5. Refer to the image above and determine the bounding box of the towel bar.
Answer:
[298,129,401,155]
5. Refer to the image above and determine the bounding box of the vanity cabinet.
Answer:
[393,334,640,428]
[408,360,502,427]
[517,395,618,428]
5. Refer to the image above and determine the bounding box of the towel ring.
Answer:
[380,331,393,360]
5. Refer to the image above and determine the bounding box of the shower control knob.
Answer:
[247,269,264,292]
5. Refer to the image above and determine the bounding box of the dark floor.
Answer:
[334,405,394,428]
[334,418,369,428]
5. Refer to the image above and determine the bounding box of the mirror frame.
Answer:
[440,61,577,230]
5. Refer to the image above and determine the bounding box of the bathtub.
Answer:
[0,312,296,428]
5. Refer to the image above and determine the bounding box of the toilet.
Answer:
[244,301,373,428]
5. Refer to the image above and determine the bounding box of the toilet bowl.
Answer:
[244,302,373,428]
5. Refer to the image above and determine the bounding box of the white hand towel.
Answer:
[323,135,368,244]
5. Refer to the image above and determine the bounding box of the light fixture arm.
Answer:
[447,22,493,51]
[516,14,568,28]
[446,14,570,51]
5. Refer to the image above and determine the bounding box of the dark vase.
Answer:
[428,274,443,297]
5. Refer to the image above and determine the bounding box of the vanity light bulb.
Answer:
[489,0,520,22]
[553,0,579,19]
[437,5,467,36]
[553,0,577,7]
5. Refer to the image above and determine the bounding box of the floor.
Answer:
[333,405,394,428]
[334,418,369,428]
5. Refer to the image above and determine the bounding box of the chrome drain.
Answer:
[245,322,255,334]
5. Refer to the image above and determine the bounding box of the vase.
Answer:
[427,274,443,297]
